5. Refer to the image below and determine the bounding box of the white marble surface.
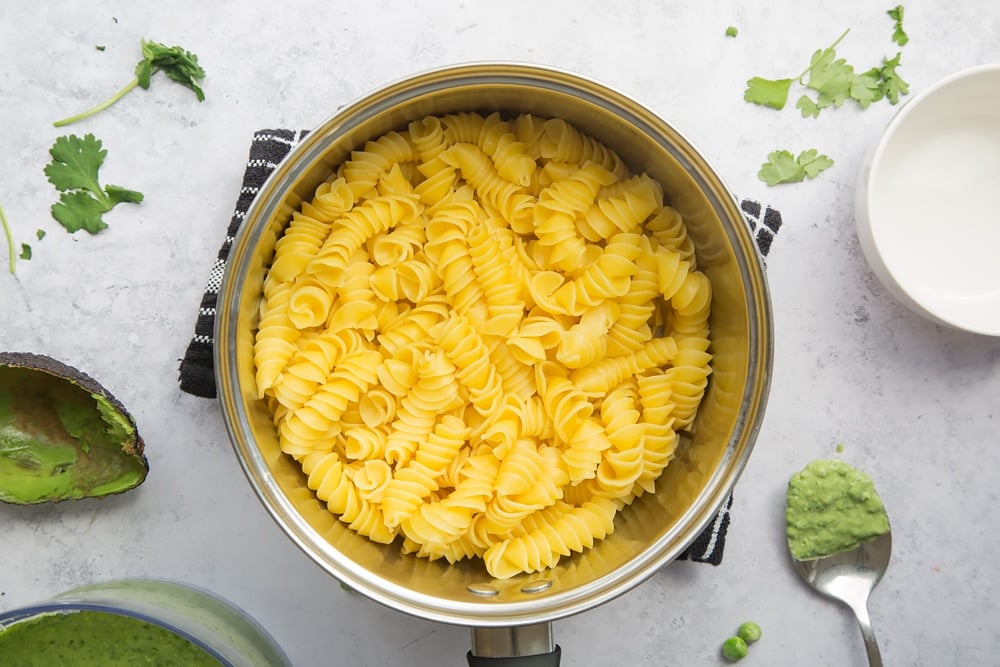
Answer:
[2,1,999,665]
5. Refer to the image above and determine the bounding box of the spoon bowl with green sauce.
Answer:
[785,459,892,667]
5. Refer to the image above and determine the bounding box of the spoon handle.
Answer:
[853,602,883,667]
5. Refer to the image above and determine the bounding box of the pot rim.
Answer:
[215,61,773,627]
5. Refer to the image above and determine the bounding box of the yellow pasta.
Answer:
[253,112,714,579]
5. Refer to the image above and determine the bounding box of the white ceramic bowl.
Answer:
[855,64,1000,336]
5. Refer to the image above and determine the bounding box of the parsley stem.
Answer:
[1,202,14,274]
[52,78,140,127]
[795,27,852,82]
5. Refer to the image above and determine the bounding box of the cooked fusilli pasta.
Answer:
[253,112,714,579]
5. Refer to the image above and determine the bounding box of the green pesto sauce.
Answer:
[0,610,222,666]
[785,459,890,560]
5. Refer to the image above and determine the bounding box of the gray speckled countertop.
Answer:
[2,1,999,665]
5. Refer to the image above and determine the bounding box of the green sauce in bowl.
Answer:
[0,609,222,666]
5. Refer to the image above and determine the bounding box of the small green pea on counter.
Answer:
[722,635,748,661]
[737,621,762,644]
[721,621,761,661]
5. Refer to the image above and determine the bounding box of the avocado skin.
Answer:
[0,351,148,504]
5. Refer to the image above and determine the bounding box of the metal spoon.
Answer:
[790,531,892,666]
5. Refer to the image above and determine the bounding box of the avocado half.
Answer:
[0,352,148,504]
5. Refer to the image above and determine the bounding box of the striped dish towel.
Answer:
[178,129,783,565]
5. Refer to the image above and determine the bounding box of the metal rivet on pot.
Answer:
[466,583,500,597]
[520,579,552,594]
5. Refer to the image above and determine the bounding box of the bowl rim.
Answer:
[858,63,1000,335]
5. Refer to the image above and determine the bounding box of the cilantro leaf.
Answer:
[849,70,884,108]
[888,5,909,46]
[795,95,821,119]
[36,229,46,240]
[799,149,835,178]
[19,243,31,260]
[51,191,110,234]
[44,134,107,194]
[744,77,795,109]
[105,184,145,206]
[45,133,143,234]
[726,26,739,38]
[867,52,910,104]
[758,149,834,185]
[53,38,206,127]
[800,45,855,110]
[136,40,206,100]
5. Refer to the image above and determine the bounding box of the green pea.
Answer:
[721,636,748,661]
[737,621,762,644]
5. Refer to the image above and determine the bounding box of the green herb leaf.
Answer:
[758,149,834,185]
[136,40,206,101]
[44,134,108,195]
[19,243,31,260]
[53,38,205,127]
[799,149,835,178]
[888,5,909,46]
[849,70,884,108]
[867,52,910,104]
[105,184,145,206]
[744,77,795,109]
[795,95,821,119]
[44,134,143,234]
[51,191,110,234]
[800,45,855,110]
[95,44,106,52]
[726,26,738,38]
[35,229,46,240]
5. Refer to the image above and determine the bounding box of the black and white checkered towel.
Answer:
[178,129,783,565]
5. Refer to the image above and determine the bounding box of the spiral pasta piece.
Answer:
[483,498,618,579]
[577,174,661,241]
[254,279,300,396]
[383,349,461,469]
[466,219,525,336]
[540,118,629,180]
[532,162,617,272]
[530,232,643,317]
[306,192,423,287]
[438,143,534,233]
[302,177,355,222]
[269,211,332,283]
[342,131,419,200]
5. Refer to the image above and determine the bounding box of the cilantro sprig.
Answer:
[44,134,144,234]
[744,27,910,118]
[53,39,206,127]
[744,29,851,111]
[758,149,834,186]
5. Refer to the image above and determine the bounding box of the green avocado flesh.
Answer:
[785,459,890,560]
[0,362,147,504]
[0,610,222,666]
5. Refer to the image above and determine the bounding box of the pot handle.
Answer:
[466,647,562,666]
[467,625,561,666]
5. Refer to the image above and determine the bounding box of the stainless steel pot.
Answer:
[215,63,772,666]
